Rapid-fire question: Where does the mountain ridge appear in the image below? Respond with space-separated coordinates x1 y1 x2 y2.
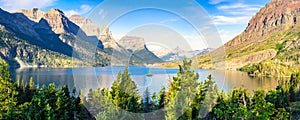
192 0 300 76
0 8 162 67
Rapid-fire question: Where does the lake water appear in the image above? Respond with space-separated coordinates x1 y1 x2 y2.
10 66 285 94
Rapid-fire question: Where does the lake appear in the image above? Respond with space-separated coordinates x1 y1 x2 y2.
10 66 285 94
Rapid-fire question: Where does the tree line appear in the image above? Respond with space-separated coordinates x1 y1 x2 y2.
0 60 300 119
0 60 94 119
84 60 300 120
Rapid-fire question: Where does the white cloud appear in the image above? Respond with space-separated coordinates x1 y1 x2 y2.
211 15 251 25
211 3 262 25
0 0 56 12
217 3 262 15
217 3 262 10
208 0 228 5
65 4 92 17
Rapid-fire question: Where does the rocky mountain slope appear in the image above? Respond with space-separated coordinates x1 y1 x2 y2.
117 36 162 64
70 15 162 65
0 8 162 68
194 0 300 76
69 15 119 50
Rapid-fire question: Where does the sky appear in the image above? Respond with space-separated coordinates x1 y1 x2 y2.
0 0 270 50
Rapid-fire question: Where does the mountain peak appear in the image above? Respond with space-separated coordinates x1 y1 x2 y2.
46 8 65 15
16 8 75 34
69 15 91 25
118 36 145 51
226 0 300 47
15 8 45 22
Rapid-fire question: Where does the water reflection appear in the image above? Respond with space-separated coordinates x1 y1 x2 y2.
10 66 286 94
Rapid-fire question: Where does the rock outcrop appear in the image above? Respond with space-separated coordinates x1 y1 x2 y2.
69 15 119 49
117 36 145 51
16 8 44 22
0 8 162 67
226 0 300 48
193 0 300 71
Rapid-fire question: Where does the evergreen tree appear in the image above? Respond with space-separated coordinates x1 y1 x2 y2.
199 75 219 118
126 95 140 113
289 72 300 102
165 60 199 120
249 89 276 119
227 88 251 119
151 92 157 111
212 91 230 119
110 66 138 110
0 61 18 119
143 86 151 113
157 86 166 109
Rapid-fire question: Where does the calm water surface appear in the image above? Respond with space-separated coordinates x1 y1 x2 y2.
10 66 285 94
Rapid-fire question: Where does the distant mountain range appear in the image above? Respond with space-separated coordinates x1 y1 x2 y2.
151 47 213 62
0 8 162 68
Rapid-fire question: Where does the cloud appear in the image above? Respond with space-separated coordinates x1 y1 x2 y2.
218 3 262 10
209 0 228 5
0 0 56 12
211 3 263 25
217 3 262 15
211 15 251 25
65 4 92 17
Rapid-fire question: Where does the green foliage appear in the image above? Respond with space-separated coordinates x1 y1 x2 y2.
110 66 138 110
0 61 18 119
276 42 285 53
1 60 300 119
165 60 200 120
239 62 294 77
157 87 166 109
0 60 93 119
249 89 276 119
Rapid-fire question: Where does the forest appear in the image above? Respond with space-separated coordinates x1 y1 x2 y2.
0 60 300 119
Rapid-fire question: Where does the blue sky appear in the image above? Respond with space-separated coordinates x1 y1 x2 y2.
0 0 270 50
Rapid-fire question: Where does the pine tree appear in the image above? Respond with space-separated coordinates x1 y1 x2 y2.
227 88 251 119
151 92 157 111
126 95 140 113
157 86 166 109
143 86 151 113
212 91 229 119
249 89 275 119
165 60 199 120
0 61 18 119
199 74 218 118
110 66 138 110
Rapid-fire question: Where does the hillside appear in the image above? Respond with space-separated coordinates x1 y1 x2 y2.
193 0 300 76
0 8 162 68
70 15 162 65
117 36 162 65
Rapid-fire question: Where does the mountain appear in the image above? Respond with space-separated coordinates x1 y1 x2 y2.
0 8 162 68
17 8 112 65
152 46 212 62
0 8 113 68
193 0 300 76
70 15 162 65
117 36 162 64
0 8 111 67
69 15 119 50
